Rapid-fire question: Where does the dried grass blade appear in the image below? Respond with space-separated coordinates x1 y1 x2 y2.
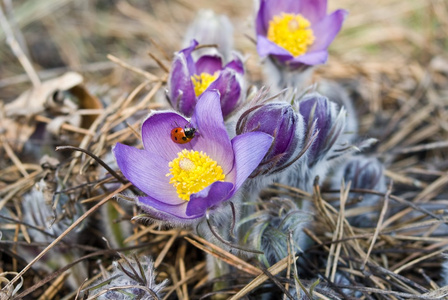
229 256 298 300
185 235 261 276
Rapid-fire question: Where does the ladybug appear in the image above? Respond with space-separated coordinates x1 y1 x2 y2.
171 126 197 144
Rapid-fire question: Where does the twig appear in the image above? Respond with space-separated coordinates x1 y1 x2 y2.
56 145 128 185
147 51 170 73
107 54 160 82
0 135 28 177
34 115 94 136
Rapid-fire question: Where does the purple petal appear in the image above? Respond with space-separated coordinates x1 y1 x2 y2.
186 181 234 216
138 196 199 220
299 96 331 129
255 0 269 36
168 53 197 116
256 35 294 60
229 132 273 191
260 0 301 33
277 0 301 13
113 143 182 204
224 55 244 74
207 69 241 117
299 96 332 155
310 9 348 52
190 90 234 173
266 104 300 162
298 0 327 24
141 111 198 161
289 50 328 66
195 55 222 75
179 39 199 75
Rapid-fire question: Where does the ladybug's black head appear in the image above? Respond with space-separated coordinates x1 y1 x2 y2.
183 127 196 138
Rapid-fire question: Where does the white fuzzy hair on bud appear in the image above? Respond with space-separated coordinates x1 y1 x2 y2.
88 255 168 300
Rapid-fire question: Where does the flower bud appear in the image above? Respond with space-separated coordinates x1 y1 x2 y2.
342 157 386 193
316 80 358 138
183 10 234 61
278 92 371 192
236 102 304 175
243 197 312 266
331 156 387 226
297 93 347 167
89 255 168 300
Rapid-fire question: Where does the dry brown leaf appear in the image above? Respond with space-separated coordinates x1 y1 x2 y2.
2 72 102 150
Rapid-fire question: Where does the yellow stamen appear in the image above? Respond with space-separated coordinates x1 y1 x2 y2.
191 72 219 97
267 13 315 57
166 149 225 201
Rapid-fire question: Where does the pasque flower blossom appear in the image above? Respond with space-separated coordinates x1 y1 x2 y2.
255 0 347 69
114 90 272 222
167 40 244 118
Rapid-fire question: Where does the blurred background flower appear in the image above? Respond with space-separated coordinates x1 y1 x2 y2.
255 0 347 68
255 0 347 90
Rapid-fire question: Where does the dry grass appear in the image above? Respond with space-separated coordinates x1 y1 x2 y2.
1 0 448 299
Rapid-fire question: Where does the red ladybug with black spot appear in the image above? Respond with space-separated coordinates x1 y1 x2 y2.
171 126 197 144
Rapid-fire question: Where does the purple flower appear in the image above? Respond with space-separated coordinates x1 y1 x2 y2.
114 90 272 222
255 0 347 68
167 40 244 118
236 102 305 175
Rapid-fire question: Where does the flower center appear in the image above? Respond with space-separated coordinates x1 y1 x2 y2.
167 149 225 201
191 72 219 97
267 13 315 57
